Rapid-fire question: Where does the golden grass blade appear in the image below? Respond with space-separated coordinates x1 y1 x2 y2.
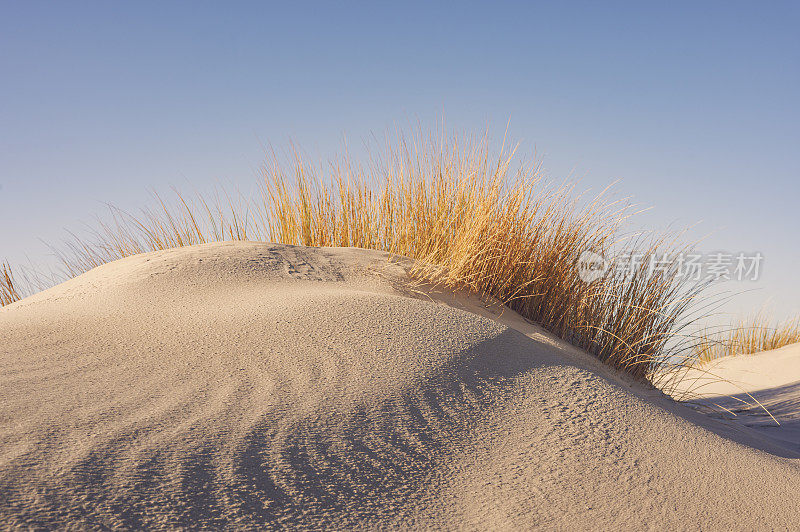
1 261 23 307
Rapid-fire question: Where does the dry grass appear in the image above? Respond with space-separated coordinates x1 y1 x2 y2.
3 129 707 381
694 313 800 363
1 262 22 307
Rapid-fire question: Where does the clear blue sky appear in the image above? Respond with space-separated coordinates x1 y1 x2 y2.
1 1 798 320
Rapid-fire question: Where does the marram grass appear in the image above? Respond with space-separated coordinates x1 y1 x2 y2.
694 313 800 363
3 130 709 382
1 262 21 307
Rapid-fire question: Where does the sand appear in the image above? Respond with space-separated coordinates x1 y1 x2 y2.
1 242 799 529
672 343 800 459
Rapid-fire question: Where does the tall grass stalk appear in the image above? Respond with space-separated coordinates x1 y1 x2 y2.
1 262 22 307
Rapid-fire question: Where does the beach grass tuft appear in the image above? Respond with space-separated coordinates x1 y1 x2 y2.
694 313 800 363
1 262 22 308
3 129 709 381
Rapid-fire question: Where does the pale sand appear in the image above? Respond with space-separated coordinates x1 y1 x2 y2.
1 242 798 529
672 343 800 459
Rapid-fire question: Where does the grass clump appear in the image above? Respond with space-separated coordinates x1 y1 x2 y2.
1 262 22 307
694 313 800 363
3 129 706 381
259 134 704 380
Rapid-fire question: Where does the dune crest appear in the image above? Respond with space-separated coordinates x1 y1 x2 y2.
1 242 799 529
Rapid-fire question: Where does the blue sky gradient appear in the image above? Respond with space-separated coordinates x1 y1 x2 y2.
1 1 798 319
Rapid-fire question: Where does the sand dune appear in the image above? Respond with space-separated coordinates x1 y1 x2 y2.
673 343 800 458
1 242 799 529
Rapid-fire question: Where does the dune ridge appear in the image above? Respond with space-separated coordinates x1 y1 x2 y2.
1 242 799 529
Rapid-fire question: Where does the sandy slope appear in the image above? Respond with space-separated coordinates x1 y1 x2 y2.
1 242 799 530
672 343 800 458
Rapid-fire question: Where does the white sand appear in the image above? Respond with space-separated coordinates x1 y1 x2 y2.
673 342 800 397
1 242 798 529
671 343 800 458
